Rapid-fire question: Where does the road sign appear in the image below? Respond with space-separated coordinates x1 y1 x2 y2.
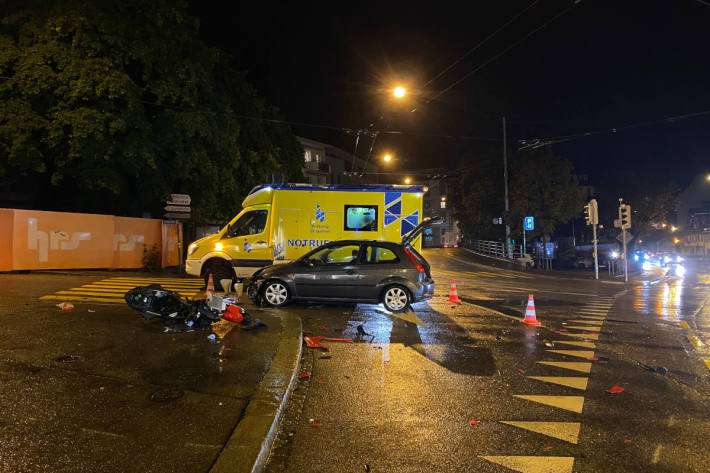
524 216 534 231
167 194 191 206
164 205 191 213
164 212 192 220
492 217 503 225
616 231 634 243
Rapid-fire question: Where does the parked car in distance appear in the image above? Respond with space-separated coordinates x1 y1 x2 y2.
247 218 438 312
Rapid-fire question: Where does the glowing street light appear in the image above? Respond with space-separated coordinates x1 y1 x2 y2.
393 86 406 98
706 174 710 181
383 154 392 163
404 177 411 184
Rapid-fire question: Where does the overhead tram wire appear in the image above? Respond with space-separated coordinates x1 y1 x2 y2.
419 1 580 107
420 0 541 90
518 108 710 150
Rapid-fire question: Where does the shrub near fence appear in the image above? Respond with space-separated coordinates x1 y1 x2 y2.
0 209 181 271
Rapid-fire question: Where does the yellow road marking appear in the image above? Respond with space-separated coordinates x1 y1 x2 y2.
679 321 690 329
55 290 196 298
704 360 710 371
537 361 592 373
90 281 203 287
481 456 574 473
554 341 595 349
569 320 603 325
514 395 584 413
563 332 599 340
546 350 595 359
72 286 198 293
107 277 202 282
566 325 602 331
500 421 581 444
579 316 606 320
527 376 588 390
687 335 704 348
39 294 127 303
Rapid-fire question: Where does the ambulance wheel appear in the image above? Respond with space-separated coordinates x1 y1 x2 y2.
203 262 233 289
382 284 411 313
262 280 290 307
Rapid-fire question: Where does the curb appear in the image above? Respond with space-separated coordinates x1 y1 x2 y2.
210 315 302 473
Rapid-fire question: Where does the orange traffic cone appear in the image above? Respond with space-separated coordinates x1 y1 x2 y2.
205 273 215 299
448 279 462 303
522 294 541 325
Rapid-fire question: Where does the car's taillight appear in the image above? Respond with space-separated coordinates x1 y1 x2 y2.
403 247 425 274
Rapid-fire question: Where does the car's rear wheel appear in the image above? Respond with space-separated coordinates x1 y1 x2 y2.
382 285 411 313
262 280 290 307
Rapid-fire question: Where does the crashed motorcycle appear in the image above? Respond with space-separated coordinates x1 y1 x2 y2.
124 284 255 329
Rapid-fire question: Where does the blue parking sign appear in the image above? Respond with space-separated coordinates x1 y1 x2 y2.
524 216 534 231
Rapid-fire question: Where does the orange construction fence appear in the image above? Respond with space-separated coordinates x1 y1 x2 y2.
0 209 182 271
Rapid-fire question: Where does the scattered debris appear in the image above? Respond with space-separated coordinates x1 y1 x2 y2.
518 369 526 374
242 319 267 331
470 420 479 425
88 309 96 313
545 446 553 451
298 373 310 379
149 388 184 402
318 380 326 384
364 464 371 472
54 355 80 363
625 439 632 443
587 356 598 361
222 305 244 323
544 342 554 347
495 335 502 340
303 330 313 335
56 302 74 311
637 362 668 374
207 334 216 341
344 375 350 379
309 418 314 423
319 355 333 360
357 325 370 337
606 385 625 394
312 423 323 427
304 336 353 351
318 326 328 331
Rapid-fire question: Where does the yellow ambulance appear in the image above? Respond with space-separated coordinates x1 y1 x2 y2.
185 183 426 283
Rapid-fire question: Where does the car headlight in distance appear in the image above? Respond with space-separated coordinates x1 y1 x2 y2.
664 255 672 264
642 261 653 271
675 265 686 277
676 255 683 263
188 243 199 256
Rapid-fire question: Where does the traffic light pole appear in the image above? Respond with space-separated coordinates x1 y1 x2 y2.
502 117 512 259
622 227 628 282
592 222 599 280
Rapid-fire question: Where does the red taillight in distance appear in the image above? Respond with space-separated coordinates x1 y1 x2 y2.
403 247 425 274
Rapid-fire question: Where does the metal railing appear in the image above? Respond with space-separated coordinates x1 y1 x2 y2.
468 239 524 259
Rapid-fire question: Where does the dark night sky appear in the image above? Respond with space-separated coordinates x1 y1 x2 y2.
190 0 710 188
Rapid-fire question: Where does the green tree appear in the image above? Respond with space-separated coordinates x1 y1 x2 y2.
506 148 584 241
0 0 302 221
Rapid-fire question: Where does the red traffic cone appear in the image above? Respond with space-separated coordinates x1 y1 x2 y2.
522 294 541 325
205 273 215 299
448 279 462 303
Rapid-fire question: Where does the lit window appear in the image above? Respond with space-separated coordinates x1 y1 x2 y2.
344 205 378 232
304 150 312 162
440 201 446 209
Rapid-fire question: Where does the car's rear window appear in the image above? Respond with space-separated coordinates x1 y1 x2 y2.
364 245 399 264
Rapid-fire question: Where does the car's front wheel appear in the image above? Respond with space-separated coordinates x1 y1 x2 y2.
382 285 411 313
262 280 290 307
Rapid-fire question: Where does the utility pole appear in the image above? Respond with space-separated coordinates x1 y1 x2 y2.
502 116 511 258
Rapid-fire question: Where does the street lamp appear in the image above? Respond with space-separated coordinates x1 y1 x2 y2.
383 154 392 163
706 174 710 181
393 86 406 98
404 177 411 184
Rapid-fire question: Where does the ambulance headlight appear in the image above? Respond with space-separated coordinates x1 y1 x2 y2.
188 243 199 256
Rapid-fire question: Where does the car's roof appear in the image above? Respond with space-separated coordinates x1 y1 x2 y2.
324 239 401 248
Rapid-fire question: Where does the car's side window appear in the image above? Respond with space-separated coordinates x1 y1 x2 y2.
364 245 399 264
227 210 268 238
310 244 361 265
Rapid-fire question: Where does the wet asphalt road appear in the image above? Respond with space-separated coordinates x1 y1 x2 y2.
0 272 283 473
264 249 710 473
1 251 709 472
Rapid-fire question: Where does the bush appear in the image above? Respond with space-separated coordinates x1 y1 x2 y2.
142 244 162 272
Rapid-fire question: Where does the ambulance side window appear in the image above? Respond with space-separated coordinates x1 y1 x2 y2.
344 205 378 232
227 210 268 238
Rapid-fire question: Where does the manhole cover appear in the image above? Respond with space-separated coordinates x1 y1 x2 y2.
149 388 184 402
54 355 80 363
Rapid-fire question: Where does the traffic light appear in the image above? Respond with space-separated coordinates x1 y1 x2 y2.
619 204 631 229
584 199 598 226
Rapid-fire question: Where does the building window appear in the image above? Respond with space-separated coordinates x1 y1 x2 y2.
304 150 312 162
440 201 446 209
314 152 321 163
